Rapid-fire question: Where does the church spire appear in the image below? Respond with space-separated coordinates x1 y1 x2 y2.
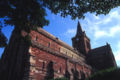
72 21 91 55
76 21 83 36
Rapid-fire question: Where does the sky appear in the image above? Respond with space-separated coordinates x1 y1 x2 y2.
0 7 120 66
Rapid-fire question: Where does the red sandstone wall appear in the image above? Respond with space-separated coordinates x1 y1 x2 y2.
30 47 66 79
30 30 60 52
27 30 91 80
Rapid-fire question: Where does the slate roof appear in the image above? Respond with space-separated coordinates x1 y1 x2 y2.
87 43 117 70
89 44 111 55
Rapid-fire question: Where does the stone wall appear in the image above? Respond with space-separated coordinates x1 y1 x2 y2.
0 28 91 80
26 29 91 80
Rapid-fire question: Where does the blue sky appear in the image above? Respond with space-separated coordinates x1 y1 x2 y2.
0 7 120 66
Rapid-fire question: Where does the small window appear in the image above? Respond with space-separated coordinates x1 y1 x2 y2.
48 42 50 47
35 36 38 41
59 66 62 73
42 62 45 71
59 48 60 52
66 52 67 55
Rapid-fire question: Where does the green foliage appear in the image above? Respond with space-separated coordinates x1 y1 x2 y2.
87 67 120 80
0 0 49 47
0 0 120 47
51 77 69 80
1 0 120 28
42 0 120 19
0 31 7 47
0 21 7 47
0 0 49 31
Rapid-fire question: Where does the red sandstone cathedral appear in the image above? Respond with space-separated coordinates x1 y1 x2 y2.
0 22 117 80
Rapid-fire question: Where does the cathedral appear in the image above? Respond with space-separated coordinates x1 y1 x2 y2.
0 22 117 80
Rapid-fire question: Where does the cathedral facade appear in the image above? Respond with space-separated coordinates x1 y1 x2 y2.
0 22 117 80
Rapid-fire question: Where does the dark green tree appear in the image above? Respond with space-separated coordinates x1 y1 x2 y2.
87 67 120 80
0 0 120 47
0 21 7 47
0 31 7 47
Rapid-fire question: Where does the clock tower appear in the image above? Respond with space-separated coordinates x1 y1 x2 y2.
72 21 91 55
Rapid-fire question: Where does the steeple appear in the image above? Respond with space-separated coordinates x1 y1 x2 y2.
72 21 91 55
76 21 83 36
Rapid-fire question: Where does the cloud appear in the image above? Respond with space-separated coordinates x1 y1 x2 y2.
63 8 120 40
83 8 120 39
83 7 120 66
95 10 120 25
64 28 76 37
94 25 120 39
93 15 100 20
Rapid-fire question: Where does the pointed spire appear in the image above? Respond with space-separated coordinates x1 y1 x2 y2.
76 21 83 36
106 42 109 45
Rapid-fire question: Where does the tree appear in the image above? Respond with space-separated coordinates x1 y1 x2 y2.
0 0 120 47
0 21 7 47
87 67 120 80
0 31 7 47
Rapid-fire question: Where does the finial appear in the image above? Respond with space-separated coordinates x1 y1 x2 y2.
106 42 111 50
106 42 109 45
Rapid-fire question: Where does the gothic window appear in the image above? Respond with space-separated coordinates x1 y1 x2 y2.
48 42 50 47
35 36 38 41
59 66 62 73
46 61 54 79
66 52 67 55
80 71 86 80
59 48 60 52
58 66 62 73
42 61 45 71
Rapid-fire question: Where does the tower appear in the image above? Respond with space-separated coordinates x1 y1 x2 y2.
72 21 91 55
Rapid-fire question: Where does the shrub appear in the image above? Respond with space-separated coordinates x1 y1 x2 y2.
87 67 120 80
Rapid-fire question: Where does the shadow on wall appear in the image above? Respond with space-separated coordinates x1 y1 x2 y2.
80 71 86 80
65 69 70 80
64 68 86 80
45 61 54 80
72 69 86 80
73 69 79 80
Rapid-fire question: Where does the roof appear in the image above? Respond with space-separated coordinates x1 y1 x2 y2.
87 43 117 70
89 44 111 55
37 28 85 58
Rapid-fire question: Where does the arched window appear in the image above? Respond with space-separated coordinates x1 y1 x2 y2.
80 71 86 80
42 61 45 71
66 52 67 55
59 48 60 52
48 42 50 47
59 66 62 73
35 36 38 41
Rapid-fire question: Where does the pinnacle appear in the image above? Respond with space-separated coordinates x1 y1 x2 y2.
76 21 83 36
